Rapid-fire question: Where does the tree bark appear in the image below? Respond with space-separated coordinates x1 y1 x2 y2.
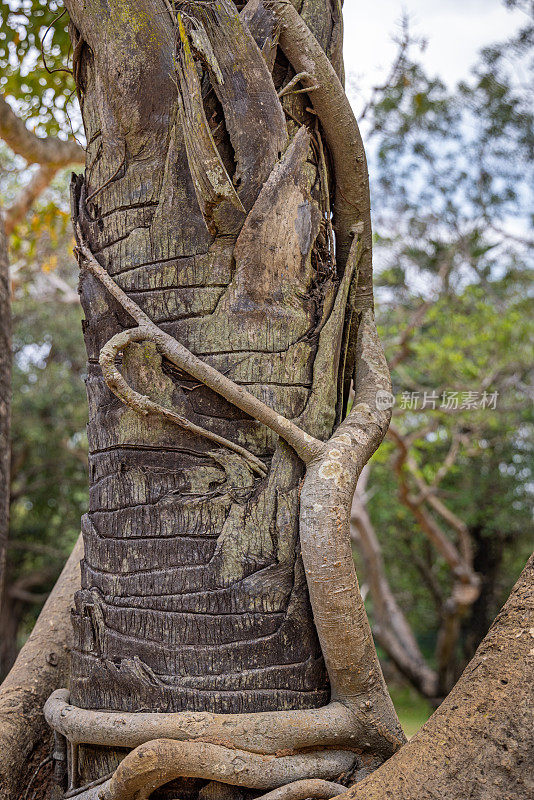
337 553 534 800
0 535 83 800
62 0 352 787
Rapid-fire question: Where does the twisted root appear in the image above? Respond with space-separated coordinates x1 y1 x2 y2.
46 690 386 755
100 742 354 800
252 780 347 800
99 327 267 477
60 742 351 800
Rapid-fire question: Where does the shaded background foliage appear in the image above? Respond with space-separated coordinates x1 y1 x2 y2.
1 0 532 732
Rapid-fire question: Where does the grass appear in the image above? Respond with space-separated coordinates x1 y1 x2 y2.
388 684 434 739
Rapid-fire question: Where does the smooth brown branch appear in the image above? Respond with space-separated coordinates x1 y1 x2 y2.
76 229 325 465
0 536 83 799
300 306 405 752
413 435 462 501
46 688 368 754
389 426 477 585
297 232 405 751
0 93 84 166
99 327 267 477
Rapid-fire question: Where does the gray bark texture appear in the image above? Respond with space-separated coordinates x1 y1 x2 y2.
62 0 356 786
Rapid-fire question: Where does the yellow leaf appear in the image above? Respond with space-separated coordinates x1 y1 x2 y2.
42 255 58 273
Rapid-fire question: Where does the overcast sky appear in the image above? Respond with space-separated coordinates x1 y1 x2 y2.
343 0 525 109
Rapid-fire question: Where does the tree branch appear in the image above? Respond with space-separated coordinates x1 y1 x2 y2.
0 94 84 166
388 425 480 693
4 165 59 236
350 478 439 699
389 426 477 585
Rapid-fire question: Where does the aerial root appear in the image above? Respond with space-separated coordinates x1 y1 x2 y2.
254 779 347 800
100 740 355 800
58 739 356 800
46 690 367 754
99 327 267 477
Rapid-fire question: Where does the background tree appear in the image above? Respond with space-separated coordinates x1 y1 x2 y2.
0 0 83 629
1 181 86 674
348 9 533 704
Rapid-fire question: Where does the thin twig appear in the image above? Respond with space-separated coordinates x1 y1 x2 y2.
22 756 53 800
40 9 72 75
277 72 318 98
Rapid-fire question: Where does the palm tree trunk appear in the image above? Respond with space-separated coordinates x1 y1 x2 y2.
63 0 345 786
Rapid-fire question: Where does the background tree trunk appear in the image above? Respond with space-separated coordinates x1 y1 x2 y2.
63 0 347 788
0 212 10 612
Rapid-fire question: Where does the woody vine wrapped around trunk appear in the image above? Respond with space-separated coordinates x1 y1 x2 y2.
44 0 405 797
